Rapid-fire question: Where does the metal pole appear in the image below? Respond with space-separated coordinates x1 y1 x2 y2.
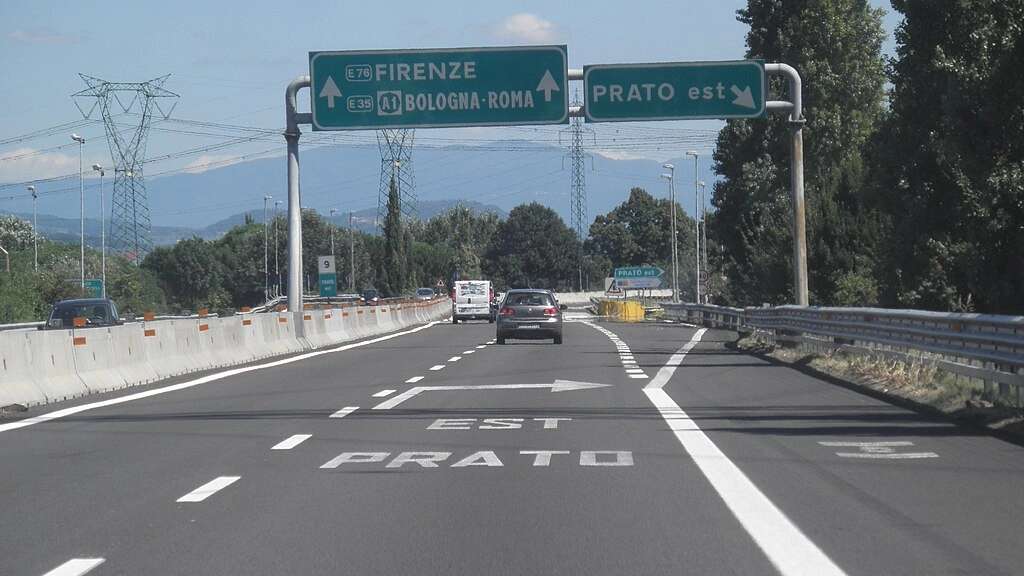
330 208 337 255
765 63 808 306
72 134 85 290
699 180 707 298
686 151 700 303
274 200 281 297
661 165 678 303
263 195 271 303
28 186 37 271
285 76 311 314
349 211 355 290
93 165 106 299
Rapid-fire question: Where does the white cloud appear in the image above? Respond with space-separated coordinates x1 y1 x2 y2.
492 13 559 42
9 28 80 45
184 155 243 174
0 149 79 183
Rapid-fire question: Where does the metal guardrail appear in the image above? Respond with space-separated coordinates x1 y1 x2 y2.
663 302 1024 408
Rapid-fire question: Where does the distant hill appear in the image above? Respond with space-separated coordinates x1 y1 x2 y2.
10 140 694 247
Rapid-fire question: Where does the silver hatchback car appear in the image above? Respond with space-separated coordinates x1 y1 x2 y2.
495 289 566 345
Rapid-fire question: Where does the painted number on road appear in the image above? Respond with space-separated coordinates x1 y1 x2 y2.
819 441 938 459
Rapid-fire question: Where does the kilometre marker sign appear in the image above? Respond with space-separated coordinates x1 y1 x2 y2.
310 46 568 130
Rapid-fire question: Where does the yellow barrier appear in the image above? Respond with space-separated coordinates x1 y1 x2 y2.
597 300 646 322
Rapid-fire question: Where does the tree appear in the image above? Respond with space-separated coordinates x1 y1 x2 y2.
711 0 889 306
142 237 228 312
484 203 580 290
380 176 408 296
875 0 1024 313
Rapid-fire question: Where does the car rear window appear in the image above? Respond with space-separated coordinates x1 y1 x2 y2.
508 293 553 307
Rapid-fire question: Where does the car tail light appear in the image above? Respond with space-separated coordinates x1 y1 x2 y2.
543 307 558 316
499 307 515 316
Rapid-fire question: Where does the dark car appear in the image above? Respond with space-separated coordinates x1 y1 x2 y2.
412 287 435 300
39 298 122 330
495 289 566 345
359 288 380 306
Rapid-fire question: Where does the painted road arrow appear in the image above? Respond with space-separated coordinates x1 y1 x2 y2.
373 380 610 410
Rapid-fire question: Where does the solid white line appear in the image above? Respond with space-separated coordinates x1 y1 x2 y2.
0 321 443 434
643 329 847 576
177 476 240 503
330 406 358 419
373 389 396 397
42 559 104 576
406 376 425 383
272 434 312 450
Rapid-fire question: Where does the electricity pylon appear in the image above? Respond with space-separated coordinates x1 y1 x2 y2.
73 74 177 263
377 129 417 228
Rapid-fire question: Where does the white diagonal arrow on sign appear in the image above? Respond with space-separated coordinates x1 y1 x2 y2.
373 380 609 410
730 85 756 109
319 76 342 108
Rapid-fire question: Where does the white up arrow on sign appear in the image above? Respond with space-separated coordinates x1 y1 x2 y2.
319 76 342 108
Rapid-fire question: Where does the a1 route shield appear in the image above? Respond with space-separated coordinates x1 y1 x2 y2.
310 46 568 130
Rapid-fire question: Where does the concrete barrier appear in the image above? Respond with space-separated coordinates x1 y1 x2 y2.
0 300 446 409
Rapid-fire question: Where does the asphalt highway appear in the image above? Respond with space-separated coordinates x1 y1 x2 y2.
3 314 1023 575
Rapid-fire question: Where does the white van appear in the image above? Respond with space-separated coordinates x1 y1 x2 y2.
452 280 494 324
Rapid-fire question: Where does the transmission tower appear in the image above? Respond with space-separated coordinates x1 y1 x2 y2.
564 90 593 241
377 129 417 228
73 74 177 263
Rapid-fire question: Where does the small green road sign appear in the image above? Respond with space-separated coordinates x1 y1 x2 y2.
310 46 569 130
84 279 103 298
614 266 664 279
584 60 765 122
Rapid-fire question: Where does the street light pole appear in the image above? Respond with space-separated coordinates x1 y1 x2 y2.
349 211 355 290
27 186 37 271
71 134 86 290
92 165 106 298
263 195 272 303
274 200 281 297
330 208 338 255
661 164 678 303
699 180 707 290
686 151 700 303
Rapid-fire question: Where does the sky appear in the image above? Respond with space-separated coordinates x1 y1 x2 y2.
0 1 903 220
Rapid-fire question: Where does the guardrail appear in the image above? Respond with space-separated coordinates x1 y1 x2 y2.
0 297 449 410
663 302 1024 408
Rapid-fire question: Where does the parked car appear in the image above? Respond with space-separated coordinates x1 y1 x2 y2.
495 289 566 345
39 298 123 330
412 287 435 300
359 288 380 306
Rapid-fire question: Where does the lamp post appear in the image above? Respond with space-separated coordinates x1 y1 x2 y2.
92 165 106 298
330 208 338 255
71 134 86 290
263 195 272 302
699 180 707 289
686 151 700 303
661 164 678 303
27 186 37 271
274 200 282 297
349 211 355 290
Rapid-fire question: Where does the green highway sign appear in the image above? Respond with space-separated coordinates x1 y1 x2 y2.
614 266 664 279
584 60 765 122
310 46 568 130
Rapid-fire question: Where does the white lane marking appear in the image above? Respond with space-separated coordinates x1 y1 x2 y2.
819 441 938 459
584 321 648 379
374 381 609 410
463 350 475 354
642 329 847 576
330 406 358 419
628 374 648 379
42 559 104 576
177 476 240 503
448 356 462 362
429 365 446 371
406 376 425 383
373 389 396 397
476 345 487 349
0 321 444 434
272 434 312 450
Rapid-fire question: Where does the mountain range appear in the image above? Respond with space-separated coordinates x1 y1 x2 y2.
8 140 698 248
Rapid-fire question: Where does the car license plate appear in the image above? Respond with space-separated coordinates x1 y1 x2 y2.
519 323 540 329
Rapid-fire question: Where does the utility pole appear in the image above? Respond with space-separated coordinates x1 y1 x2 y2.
349 211 355 290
